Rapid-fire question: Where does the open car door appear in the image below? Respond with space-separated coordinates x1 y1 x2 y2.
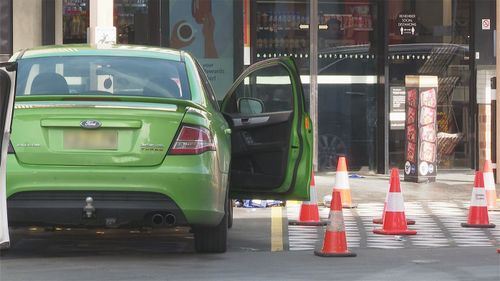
222 57 312 200
0 62 16 249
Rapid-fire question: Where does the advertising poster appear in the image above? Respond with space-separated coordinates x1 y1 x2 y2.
404 76 438 183
390 86 406 130
169 0 234 99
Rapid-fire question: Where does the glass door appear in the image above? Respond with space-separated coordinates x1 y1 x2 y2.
63 0 89 44
387 0 472 170
316 0 378 171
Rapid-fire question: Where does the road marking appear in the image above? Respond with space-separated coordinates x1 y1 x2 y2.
271 207 283 252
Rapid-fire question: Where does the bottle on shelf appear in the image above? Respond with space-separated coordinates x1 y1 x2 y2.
262 11 268 28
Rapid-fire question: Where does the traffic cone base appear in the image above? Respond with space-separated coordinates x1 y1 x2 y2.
343 204 358 209
462 172 495 228
373 228 417 235
314 250 357 257
289 204 327 226
373 218 415 225
461 222 495 228
373 168 417 236
289 220 327 226
315 230 355 257
300 204 320 222
290 171 326 226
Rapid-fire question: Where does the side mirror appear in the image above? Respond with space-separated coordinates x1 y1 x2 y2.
238 97 264 114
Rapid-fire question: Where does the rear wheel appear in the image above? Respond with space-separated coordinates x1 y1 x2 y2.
193 199 228 253
228 199 234 229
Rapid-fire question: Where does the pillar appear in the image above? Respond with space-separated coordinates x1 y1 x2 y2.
87 0 116 45
496 0 500 182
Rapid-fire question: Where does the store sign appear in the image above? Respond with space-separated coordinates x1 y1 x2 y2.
390 87 406 130
397 14 417 36
482 19 491 30
404 76 438 183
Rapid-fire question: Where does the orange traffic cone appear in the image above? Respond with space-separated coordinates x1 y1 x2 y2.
373 168 417 235
289 171 327 226
373 184 415 225
483 160 498 210
334 156 357 208
497 248 500 254
314 189 356 257
461 171 496 228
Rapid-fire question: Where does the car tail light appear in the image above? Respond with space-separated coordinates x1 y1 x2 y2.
7 141 15 154
169 125 215 155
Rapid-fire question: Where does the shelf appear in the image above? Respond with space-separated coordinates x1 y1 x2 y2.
257 26 308 32
255 54 310 61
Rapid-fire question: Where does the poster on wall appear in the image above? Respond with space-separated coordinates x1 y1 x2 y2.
169 0 234 99
390 86 406 130
404 76 438 183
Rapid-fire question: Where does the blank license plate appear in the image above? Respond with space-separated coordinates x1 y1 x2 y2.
64 129 118 150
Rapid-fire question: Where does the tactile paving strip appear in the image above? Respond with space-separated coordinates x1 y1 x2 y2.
286 201 500 250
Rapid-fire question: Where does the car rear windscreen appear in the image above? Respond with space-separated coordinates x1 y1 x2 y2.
16 56 191 100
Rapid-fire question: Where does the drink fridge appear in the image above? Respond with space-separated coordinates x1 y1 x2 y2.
250 1 310 70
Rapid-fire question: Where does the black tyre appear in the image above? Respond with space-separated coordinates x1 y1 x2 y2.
228 199 234 229
193 196 228 253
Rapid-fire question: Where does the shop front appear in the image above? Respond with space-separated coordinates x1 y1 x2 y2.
8 0 481 173
250 0 475 173
59 0 241 100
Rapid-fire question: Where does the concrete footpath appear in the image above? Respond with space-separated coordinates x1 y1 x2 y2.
313 171 477 204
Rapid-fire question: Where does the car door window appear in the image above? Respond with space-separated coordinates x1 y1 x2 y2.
226 64 293 114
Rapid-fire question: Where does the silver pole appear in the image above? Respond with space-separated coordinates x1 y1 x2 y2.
496 0 500 182
310 0 319 171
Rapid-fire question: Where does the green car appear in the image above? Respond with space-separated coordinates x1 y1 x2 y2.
2 45 312 253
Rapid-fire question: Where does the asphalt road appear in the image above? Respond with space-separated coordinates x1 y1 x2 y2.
2 205 500 281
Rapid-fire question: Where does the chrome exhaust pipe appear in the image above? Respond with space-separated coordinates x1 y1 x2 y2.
151 213 164 227
164 213 176 227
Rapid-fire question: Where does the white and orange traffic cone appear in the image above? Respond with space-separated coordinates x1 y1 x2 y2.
334 156 357 208
314 189 356 257
483 160 498 210
461 171 496 228
289 171 327 226
373 184 415 225
373 168 417 235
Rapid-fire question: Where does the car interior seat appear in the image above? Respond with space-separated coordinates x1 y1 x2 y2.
30 73 69 95
143 77 181 98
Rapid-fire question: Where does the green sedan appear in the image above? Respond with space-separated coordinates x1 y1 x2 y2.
2 45 312 253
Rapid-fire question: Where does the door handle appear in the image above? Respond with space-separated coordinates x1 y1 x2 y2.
224 128 232 135
232 117 270 127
